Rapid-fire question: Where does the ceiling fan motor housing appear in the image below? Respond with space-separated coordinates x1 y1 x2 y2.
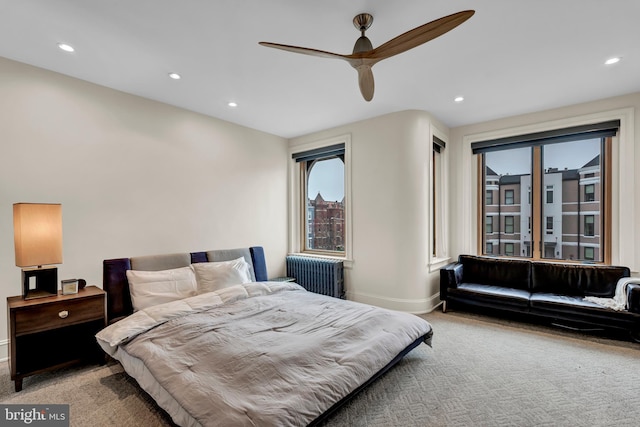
353 36 373 54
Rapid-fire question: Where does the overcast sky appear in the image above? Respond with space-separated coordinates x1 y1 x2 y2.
487 139 600 175
307 157 344 202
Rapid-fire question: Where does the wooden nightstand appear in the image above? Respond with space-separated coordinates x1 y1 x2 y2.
7 285 107 392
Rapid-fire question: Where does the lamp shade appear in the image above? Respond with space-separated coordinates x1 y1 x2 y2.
13 203 63 267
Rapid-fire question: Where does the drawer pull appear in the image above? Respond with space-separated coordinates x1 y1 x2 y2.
58 310 69 319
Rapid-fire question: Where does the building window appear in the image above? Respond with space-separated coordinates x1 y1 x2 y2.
476 120 617 263
486 216 493 234
546 216 553 234
486 190 493 205
292 140 349 256
486 242 493 254
584 215 595 237
505 189 514 205
584 247 595 260
505 243 514 256
584 184 595 202
505 216 514 234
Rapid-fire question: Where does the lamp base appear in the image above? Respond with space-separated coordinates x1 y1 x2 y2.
22 266 58 299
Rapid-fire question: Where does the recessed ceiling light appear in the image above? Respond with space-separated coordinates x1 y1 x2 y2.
454 96 465 103
57 43 75 53
228 102 238 108
604 57 621 65
168 73 181 80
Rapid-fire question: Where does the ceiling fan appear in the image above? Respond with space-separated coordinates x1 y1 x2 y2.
259 10 475 101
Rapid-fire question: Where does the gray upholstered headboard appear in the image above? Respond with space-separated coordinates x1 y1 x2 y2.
103 246 268 323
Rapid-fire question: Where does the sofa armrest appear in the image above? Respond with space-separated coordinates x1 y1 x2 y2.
440 262 463 301
627 283 640 314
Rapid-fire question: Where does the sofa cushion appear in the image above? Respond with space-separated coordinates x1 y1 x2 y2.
530 293 640 324
531 262 630 297
450 283 531 310
459 255 531 291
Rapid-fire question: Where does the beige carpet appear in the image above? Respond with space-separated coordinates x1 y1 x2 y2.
1 310 638 426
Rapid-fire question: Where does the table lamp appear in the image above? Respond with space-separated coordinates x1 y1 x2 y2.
13 203 63 299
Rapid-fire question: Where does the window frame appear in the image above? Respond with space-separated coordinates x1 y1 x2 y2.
475 132 614 264
584 183 595 202
486 216 494 234
505 215 515 234
429 130 451 270
584 247 595 260
465 108 634 270
504 242 515 256
289 135 352 264
505 189 514 205
301 156 345 254
584 215 595 237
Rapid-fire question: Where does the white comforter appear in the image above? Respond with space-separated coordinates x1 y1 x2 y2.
96 282 432 427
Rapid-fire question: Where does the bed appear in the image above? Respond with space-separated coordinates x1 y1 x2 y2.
96 246 433 426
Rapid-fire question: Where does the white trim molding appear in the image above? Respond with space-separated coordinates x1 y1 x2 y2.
461 107 635 270
347 289 441 314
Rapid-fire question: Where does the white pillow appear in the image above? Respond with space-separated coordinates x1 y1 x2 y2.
192 257 252 294
126 266 198 311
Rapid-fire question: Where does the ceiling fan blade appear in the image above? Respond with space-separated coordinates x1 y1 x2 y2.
368 10 475 61
355 65 375 101
259 42 349 61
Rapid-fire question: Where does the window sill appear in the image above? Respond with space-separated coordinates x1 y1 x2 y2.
289 252 353 269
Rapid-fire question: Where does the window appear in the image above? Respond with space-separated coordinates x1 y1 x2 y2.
505 189 514 205
486 216 493 234
505 243 514 256
475 120 618 263
584 184 595 202
584 215 595 237
486 190 493 205
292 140 348 256
505 216 514 234
431 137 447 260
486 242 493 254
584 247 595 260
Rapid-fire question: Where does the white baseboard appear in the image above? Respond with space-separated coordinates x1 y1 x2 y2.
346 290 442 314
0 339 8 363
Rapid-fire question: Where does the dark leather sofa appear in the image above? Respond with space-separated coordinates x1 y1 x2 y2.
440 255 640 340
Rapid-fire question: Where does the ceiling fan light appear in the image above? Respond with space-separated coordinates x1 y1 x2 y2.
168 72 181 80
604 57 621 65
454 96 465 103
228 102 238 108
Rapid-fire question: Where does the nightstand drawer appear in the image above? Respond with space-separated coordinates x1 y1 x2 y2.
14 296 104 336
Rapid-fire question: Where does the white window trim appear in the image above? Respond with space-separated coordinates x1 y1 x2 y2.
429 125 451 271
288 134 353 267
461 107 635 270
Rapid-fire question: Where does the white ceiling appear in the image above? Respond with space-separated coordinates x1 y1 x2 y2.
1 1 639 139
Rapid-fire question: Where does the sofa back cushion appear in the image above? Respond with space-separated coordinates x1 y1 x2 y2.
459 255 531 291
531 262 630 297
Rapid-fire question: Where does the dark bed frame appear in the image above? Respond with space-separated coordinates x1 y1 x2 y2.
101 245 432 425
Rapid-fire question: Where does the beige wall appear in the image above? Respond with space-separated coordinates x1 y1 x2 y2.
289 110 449 313
0 57 289 352
449 92 640 272
2 55 638 358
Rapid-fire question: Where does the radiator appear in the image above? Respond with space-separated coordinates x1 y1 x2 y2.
286 255 344 298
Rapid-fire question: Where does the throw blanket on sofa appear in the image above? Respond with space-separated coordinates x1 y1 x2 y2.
584 277 640 311
96 282 432 427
